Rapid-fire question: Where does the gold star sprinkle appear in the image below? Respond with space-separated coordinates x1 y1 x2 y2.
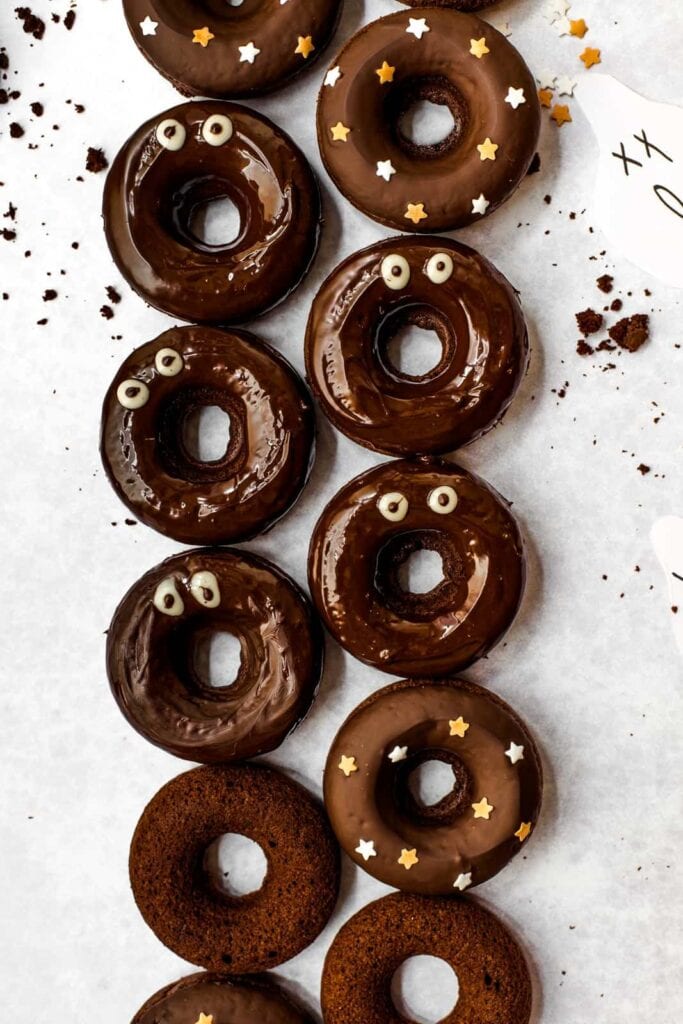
472 796 494 820
538 88 554 109
515 821 532 842
295 35 315 59
338 754 358 776
449 716 470 738
194 1015 213 1024
330 121 351 142
469 37 490 59
375 60 396 84
580 46 601 69
404 202 427 224
570 18 588 37
551 103 572 126
192 26 215 47
398 848 419 870
477 137 499 161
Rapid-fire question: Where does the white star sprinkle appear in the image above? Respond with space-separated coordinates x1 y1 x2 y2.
505 86 526 110
553 15 572 36
387 744 407 762
238 41 261 64
471 193 490 216
376 159 397 183
536 69 556 90
490 19 512 37
406 17 430 39
139 15 158 36
356 839 377 861
324 65 342 87
556 74 577 96
453 872 472 891
505 742 525 765
543 0 570 22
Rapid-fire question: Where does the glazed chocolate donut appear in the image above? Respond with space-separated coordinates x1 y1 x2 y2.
322 892 532 1024
107 549 323 764
324 679 542 894
129 764 340 972
122 0 341 99
400 0 497 9
305 236 528 456
316 9 539 232
308 460 525 677
100 326 314 545
131 972 314 1024
103 101 320 323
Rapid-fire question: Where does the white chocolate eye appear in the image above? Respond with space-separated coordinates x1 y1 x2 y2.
116 379 149 410
378 491 409 521
155 348 184 377
153 577 185 616
202 114 233 147
156 118 186 151
381 254 410 290
428 486 458 514
426 252 454 284
189 570 221 608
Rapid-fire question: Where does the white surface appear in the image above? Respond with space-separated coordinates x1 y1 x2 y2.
1 0 683 1020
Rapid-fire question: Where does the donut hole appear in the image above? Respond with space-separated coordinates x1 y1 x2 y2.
203 833 268 898
188 196 241 248
193 630 243 689
167 176 244 253
400 100 456 149
391 956 460 1024
376 305 454 385
386 76 468 160
408 758 456 807
158 386 246 484
398 548 444 594
386 324 444 379
375 531 467 621
182 404 232 462
395 748 473 826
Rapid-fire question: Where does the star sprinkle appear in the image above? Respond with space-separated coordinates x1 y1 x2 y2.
515 821 532 842
580 47 601 69
387 744 407 762
192 26 215 47
556 74 577 96
505 742 525 765
490 20 512 37
404 202 427 224
356 839 377 861
477 137 499 161
472 796 494 820
449 716 470 738
295 35 315 59
570 18 588 37
194 1015 213 1024
543 0 569 22
338 754 358 776
330 121 351 142
553 16 572 36
406 17 430 40
398 848 419 870
453 872 472 891
505 86 526 109
375 60 395 84
139 15 158 36
324 65 342 87
471 193 490 216
538 88 554 109
536 69 556 90
469 37 490 59
551 103 572 126
238 41 261 64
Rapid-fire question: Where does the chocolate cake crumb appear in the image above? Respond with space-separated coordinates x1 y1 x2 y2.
0 53 9 71
576 339 594 356
575 308 604 336
527 152 541 175
1 228 17 241
36 317 48 326
100 304 114 320
64 10 76 30
86 147 108 174
15 7 46 39
106 285 121 304
609 314 649 352
30 100 43 116
610 298 623 312
637 464 650 475
543 194 552 204
10 122 25 139
596 339 616 352
596 274 614 294
42 288 57 301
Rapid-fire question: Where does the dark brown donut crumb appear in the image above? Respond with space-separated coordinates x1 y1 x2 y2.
609 314 649 352
576 308 604 336
596 273 614 293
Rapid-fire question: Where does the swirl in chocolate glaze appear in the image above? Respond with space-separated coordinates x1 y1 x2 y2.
131 972 314 1024
107 548 323 763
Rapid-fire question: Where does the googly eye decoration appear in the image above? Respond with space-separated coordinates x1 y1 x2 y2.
156 118 186 152
381 254 411 290
116 379 150 410
202 114 234 147
428 485 458 514
378 491 409 521
426 252 454 284
155 348 184 377
189 570 221 608
153 577 185 616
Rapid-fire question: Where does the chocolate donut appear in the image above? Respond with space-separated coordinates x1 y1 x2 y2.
123 1 341 99
103 101 320 324
305 236 528 456
321 892 532 1024
308 460 525 677
324 679 542 894
316 9 539 232
131 972 314 1024
107 549 323 764
100 326 314 545
400 0 497 9
129 764 340 972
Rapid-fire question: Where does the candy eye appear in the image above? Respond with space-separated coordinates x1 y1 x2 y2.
155 348 184 377
426 252 454 284
202 114 233 147
428 486 458 514
156 118 186 152
153 577 185 616
381 254 411 290
378 491 409 521
116 379 149 410
189 570 221 608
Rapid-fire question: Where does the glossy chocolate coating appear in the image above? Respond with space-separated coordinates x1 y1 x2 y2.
305 236 529 456
317 9 540 232
308 459 526 676
132 972 314 1024
123 0 341 99
324 678 542 894
107 548 323 763
103 101 320 323
100 326 315 545
400 0 497 8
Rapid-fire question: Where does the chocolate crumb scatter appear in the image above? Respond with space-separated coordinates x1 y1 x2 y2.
527 152 541 175
30 100 43 116
86 147 108 174
15 7 46 39
10 122 25 139
100 304 114 320
576 339 594 357
64 10 76 30
609 314 649 352
637 463 651 475
610 298 623 312
42 288 57 301
576 308 603 336
596 274 614 293
106 285 121 304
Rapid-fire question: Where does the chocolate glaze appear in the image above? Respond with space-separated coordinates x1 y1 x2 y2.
100 326 315 545
107 548 323 763
317 9 540 232
123 0 341 99
400 0 497 8
103 100 320 323
308 459 526 677
324 678 542 894
132 972 314 1024
305 236 529 456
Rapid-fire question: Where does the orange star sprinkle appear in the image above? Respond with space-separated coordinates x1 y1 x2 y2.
570 18 588 37
398 848 419 870
375 60 396 84
580 47 601 69
515 821 532 843
551 104 572 126
538 88 554 108
404 202 427 224
449 716 470 738
295 35 315 59
192 26 215 47
330 121 351 142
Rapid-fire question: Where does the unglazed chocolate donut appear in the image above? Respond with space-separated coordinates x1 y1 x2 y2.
123 1 341 99
132 972 314 1024
305 236 528 455
103 101 320 323
321 893 532 1024
317 9 539 232
100 327 314 545
308 460 525 676
107 549 323 763
324 679 541 894
129 764 340 972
